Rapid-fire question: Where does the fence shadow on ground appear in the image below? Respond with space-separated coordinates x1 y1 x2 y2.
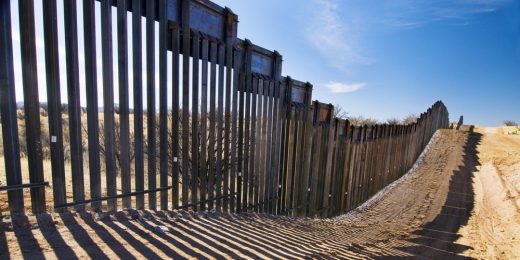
1 210 335 259
0 208 418 259
383 132 482 259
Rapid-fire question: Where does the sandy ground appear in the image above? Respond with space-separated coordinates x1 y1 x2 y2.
456 126 520 259
1 128 519 259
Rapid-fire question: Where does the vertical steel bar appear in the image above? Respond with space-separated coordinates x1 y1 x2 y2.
117 0 131 209
146 0 157 210
263 81 273 213
0 0 25 214
270 54 284 214
208 41 217 210
241 40 252 210
101 0 117 212
200 35 209 210
158 0 168 210
191 31 200 210
64 0 85 211
43 0 66 213
132 0 145 210
171 23 181 209
298 103 313 216
236 48 245 213
18 0 46 213
83 0 101 211
223 19 234 214
181 0 190 208
230 48 240 212
215 43 225 212
256 78 265 212
248 77 258 211
259 79 269 212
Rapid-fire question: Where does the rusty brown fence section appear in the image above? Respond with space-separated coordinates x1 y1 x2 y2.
0 0 449 217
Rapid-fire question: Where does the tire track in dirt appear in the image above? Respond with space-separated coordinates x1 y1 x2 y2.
456 127 520 259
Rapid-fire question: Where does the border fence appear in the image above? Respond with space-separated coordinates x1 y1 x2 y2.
0 0 449 217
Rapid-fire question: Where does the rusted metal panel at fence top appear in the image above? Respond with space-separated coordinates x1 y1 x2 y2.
238 39 282 80
314 102 333 125
289 79 313 105
337 119 349 137
105 0 238 45
251 48 273 76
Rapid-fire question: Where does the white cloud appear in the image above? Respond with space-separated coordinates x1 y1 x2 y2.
303 0 511 75
324 81 366 93
305 0 369 74
380 0 511 28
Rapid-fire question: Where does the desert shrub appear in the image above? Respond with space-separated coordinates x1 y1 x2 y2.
95 117 136 171
39 107 48 117
503 120 518 126
17 115 27 158
39 103 48 117
348 115 379 126
40 118 51 159
151 111 224 175
60 104 68 114
386 118 401 125
385 114 418 126
402 114 418 125
16 109 24 120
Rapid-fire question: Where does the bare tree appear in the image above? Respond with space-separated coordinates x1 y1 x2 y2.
91 117 136 171
333 104 348 120
503 120 518 126
348 115 379 126
386 118 401 125
403 114 418 125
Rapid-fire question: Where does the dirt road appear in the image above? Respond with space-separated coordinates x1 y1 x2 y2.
456 127 520 259
1 128 519 259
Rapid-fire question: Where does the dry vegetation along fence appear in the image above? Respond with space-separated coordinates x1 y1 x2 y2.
0 0 449 218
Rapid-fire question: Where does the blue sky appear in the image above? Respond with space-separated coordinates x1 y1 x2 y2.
213 0 520 126
8 0 519 126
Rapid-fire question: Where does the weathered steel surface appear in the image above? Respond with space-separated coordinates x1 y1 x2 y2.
42 0 66 213
2 0 450 217
117 0 131 209
83 0 102 212
133 0 145 210
101 0 117 212
159 0 169 210
200 36 209 210
181 0 190 209
191 31 200 210
216 43 225 212
171 23 181 209
0 0 24 214
64 0 85 212
18 0 46 214
146 0 157 210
